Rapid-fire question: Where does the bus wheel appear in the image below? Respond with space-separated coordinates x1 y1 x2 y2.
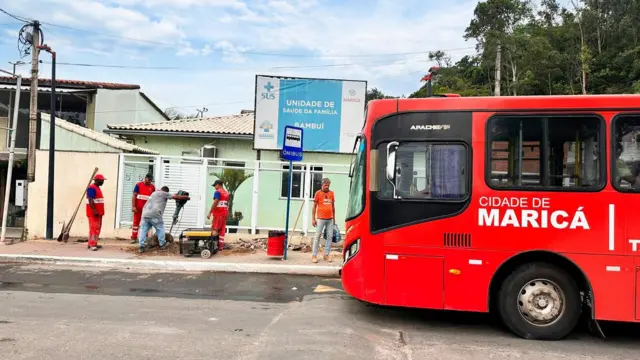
497 263 581 340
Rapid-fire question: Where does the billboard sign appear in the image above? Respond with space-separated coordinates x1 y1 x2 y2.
254 75 367 153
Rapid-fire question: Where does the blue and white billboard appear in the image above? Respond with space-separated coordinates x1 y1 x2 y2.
254 75 367 153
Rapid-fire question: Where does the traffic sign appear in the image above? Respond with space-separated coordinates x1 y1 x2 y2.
281 126 303 162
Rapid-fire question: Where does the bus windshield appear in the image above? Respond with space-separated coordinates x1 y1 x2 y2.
346 136 366 219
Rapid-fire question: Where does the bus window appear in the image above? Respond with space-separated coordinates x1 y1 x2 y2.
612 114 640 191
487 115 603 190
379 142 467 200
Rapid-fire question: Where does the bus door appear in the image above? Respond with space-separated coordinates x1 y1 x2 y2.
371 111 473 309
611 113 640 320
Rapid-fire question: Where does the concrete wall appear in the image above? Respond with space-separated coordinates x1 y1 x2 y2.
39 118 121 153
93 90 165 134
128 135 255 159
26 150 127 239
0 117 7 150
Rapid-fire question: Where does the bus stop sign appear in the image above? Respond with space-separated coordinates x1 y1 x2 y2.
281 126 303 161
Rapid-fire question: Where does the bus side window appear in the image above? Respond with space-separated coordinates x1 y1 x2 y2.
487 115 603 190
612 115 640 192
377 141 468 200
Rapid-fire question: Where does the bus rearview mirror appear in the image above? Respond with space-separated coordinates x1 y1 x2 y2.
386 142 399 186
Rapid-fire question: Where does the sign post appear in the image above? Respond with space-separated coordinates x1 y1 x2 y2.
281 126 303 260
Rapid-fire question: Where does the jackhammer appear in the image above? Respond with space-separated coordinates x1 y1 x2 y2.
169 190 190 234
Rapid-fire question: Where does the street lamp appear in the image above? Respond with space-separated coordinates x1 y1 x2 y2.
9 61 25 75
6 61 26 148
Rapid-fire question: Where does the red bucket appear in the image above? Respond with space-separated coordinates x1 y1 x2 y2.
267 230 285 257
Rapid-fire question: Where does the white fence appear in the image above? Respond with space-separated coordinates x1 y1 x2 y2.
115 153 351 238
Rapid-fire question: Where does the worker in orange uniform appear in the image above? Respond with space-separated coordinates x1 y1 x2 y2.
131 173 155 244
207 180 229 251
311 178 335 263
86 174 106 251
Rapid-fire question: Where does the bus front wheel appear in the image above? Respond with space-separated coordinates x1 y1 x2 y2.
497 263 581 340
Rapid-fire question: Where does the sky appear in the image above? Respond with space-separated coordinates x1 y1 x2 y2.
0 0 479 118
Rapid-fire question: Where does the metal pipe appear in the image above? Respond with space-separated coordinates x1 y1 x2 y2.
1 75 22 243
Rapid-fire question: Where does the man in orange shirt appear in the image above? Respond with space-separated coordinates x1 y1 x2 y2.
311 178 336 263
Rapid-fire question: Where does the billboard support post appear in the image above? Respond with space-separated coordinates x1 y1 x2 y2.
281 126 303 260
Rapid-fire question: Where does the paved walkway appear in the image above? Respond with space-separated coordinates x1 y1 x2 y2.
0 239 342 276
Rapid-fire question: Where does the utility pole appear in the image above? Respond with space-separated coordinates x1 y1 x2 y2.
38 44 56 240
27 21 40 182
494 44 502 97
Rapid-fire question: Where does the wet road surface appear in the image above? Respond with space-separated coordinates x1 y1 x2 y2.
1 264 639 359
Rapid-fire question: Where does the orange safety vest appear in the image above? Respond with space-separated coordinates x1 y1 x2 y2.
86 184 104 217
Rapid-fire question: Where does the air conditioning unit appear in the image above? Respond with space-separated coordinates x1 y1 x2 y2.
201 145 218 165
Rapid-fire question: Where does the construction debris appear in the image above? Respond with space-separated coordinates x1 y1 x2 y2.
128 236 341 257
231 237 339 254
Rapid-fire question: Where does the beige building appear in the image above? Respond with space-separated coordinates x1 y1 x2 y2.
26 113 157 239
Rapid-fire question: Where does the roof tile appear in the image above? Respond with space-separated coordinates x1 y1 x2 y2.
0 76 140 90
41 113 158 154
106 112 255 135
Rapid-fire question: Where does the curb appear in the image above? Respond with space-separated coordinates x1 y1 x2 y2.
0 254 342 277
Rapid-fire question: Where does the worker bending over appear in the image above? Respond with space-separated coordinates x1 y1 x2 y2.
138 186 190 254
208 180 229 250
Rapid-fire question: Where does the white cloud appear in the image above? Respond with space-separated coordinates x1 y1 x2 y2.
214 40 248 63
0 0 480 116
111 0 248 10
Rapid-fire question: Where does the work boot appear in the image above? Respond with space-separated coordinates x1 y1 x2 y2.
130 240 137 244
312 256 318 263
90 246 98 251
159 244 170 251
324 255 332 263
139 247 145 254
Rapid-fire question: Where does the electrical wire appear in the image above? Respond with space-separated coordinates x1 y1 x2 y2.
52 62 182 70
39 52 468 71
0 8 30 23
39 18 475 59
2 6 476 60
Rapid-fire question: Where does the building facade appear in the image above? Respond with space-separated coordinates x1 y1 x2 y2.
106 111 353 236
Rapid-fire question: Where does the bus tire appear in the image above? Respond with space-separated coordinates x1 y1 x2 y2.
497 262 581 340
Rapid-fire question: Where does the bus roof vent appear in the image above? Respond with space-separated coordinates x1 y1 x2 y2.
444 233 472 248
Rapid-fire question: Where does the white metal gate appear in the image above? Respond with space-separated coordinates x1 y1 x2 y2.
120 162 152 225
160 162 206 237
116 154 350 236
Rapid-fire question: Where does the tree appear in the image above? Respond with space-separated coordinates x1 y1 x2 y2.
164 108 198 120
366 88 396 102
212 169 253 222
465 0 533 96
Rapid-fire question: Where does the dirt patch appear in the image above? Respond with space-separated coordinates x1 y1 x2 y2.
218 247 256 256
124 242 181 257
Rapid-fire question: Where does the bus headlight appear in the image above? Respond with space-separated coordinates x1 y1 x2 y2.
343 239 360 264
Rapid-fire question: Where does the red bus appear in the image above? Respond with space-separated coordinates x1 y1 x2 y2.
341 95 640 340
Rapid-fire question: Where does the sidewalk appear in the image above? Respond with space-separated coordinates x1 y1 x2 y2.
0 239 342 277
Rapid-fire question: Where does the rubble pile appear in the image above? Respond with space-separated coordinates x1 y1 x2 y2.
231 238 315 253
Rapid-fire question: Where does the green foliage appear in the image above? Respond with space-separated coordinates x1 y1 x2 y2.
212 169 253 221
366 88 397 102
406 0 640 98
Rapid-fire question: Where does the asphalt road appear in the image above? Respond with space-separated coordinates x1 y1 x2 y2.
1 264 639 360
